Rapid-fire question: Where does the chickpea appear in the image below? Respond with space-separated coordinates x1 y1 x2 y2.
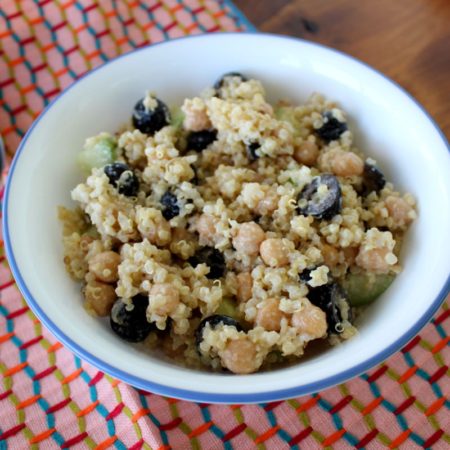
149 283 180 315
236 272 253 302
255 298 285 332
260 238 289 267
331 151 364 177
293 141 319 166
321 244 340 268
291 303 327 338
355 247 392 273
220 337 258 374
232 222 266 256
84 280 117 316
88 251 121 283
196 214 217 246
385 196 414 227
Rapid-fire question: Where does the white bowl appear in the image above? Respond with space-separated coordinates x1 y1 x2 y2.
4 33 450 403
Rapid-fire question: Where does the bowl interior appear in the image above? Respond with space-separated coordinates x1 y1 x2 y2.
5 33 450 402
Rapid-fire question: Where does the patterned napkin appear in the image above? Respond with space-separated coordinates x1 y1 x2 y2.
0 1 448 448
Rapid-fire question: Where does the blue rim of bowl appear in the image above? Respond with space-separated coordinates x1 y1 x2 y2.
3 32 450 403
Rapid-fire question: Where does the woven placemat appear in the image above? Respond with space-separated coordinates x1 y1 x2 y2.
0 1 448 448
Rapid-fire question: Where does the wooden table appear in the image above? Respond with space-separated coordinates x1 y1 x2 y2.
234 0 450 139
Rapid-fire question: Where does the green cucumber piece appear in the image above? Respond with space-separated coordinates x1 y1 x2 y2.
215 297 239 320
274 105 301 136
77 133 117 174
84 225 100 239
274 105 293 121
266 350 285 363
343 272 395 306
170 106 185 130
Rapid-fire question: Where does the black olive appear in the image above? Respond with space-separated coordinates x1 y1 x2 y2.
246 141 260 161
110 295 153 342
160 191 180 220
195 315 243 350
297 174 342 220
214 72 248 91
186 130 217 152
361 162 386 195
307 283 350 334
104 162 127 185
316 111 348 143
190 165 200 185
189 246 225 279
299 267 316 284
104 162 139 197
132 97 170 135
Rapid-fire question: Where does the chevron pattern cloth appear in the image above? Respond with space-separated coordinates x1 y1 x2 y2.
0 1 449 448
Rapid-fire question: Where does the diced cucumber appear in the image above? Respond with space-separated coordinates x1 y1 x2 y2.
170 106 185 130
274 105 301 135
215 297 240 320
77 132 117 174
84 226 100 239
343 272 395 306
274 106 291 121
266 350 285 364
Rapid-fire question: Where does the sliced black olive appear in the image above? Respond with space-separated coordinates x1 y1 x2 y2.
132 97 170 135
190 165 200 185
297 174 342 220
186 129 218 152
195 315 243 350
189 246 225 279
160 191 180 220
299 267 316 284
316 111 348 143
110 295 153 342
361 162 386 195
307 282 351 334
104 162 139 197
214 72 248 91
246 141 260 161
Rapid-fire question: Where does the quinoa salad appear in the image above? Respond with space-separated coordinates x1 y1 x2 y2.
59 73 417 374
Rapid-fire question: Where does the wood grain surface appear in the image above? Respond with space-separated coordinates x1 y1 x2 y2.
234 0 450 138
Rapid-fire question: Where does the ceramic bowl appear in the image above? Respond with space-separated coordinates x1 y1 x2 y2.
4 33 450 403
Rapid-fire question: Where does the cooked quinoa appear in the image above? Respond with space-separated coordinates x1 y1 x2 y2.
59 73 417 374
